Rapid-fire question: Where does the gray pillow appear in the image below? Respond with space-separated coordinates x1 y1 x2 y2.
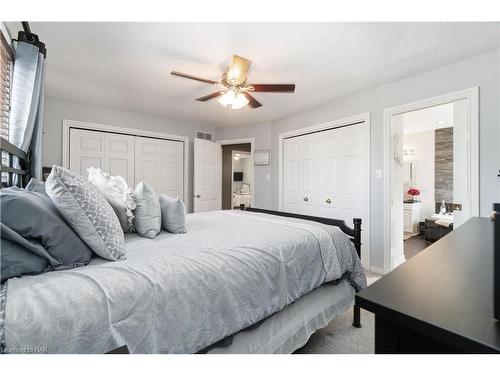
0 187 92 270
46 165 126 261
1 238 48 282
159 194 187 234
26 178 47 195
133 182 161 238
107 196 130 233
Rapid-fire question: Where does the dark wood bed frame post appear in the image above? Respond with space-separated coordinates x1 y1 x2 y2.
352 218 362 328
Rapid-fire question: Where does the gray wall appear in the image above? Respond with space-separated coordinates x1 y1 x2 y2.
42 96 215 212
435 127 454 203
216 48 500 271
215 122 273 209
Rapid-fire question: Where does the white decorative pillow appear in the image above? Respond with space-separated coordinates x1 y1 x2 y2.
87 167 136 233
46 165 126 261
133 182 161 239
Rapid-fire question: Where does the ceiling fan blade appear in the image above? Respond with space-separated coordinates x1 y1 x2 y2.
243 93 262 109
226 55 252 83
171 71 217 85
251 84 295 93
195 91 225 102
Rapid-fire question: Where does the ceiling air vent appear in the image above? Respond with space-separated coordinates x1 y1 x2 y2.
196 131 213 141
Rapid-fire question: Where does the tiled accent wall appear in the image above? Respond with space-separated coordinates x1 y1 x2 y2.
435 127 453 204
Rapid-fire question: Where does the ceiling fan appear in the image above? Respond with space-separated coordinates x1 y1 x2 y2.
171 55 295 110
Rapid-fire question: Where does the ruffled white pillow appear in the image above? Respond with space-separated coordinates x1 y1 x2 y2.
87 167 136 232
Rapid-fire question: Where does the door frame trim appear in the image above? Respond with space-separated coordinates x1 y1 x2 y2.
278 113 371 269
382 87 479 274
62 119 190 205
216 138 255 209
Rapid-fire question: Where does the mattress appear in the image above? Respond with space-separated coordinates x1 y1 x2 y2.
1 210 365 354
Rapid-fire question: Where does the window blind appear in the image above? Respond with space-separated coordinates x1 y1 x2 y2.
0 30 13 141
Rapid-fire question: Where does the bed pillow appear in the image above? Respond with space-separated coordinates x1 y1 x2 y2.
25 178 47 195
1 238 48 282
87 167 136 233
0 187 93 270
133 182 161 238
159 194 187 234
46 165 126 261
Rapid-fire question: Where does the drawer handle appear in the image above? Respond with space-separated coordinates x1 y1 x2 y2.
303 197 309 202
326 198 332 204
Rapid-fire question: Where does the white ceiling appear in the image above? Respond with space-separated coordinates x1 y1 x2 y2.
402 102 454 134
6 22 500 127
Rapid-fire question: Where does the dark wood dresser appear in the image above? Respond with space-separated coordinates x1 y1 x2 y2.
356 217 500 353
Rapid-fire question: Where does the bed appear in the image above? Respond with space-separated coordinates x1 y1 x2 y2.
0 139 366 354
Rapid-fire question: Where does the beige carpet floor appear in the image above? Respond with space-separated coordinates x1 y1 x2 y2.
294 271 380 354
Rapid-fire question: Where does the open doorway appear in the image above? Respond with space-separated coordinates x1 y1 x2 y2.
400 103 455 259
220 142 253 210
384 88 479 272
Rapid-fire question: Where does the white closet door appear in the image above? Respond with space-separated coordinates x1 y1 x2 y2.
104 133 135 187
299 133 316 215
69 128 105 179
336 124 367 226
160 140 184 199
283 138 301 213
135 137 184 199
283 133 316 215
317 129 341 219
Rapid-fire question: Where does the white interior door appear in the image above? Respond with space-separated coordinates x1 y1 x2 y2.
105 133 135 187
453 99 470 228
69 128 105 179
390 114 405 268
135 137 184 199
194 138 221 213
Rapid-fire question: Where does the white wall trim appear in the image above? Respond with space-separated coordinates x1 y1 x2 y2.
216 137 255 208
62 119 190 203
382 87 479 274
277 113 371 269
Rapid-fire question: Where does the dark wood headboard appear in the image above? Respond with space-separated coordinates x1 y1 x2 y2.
0 138 30 188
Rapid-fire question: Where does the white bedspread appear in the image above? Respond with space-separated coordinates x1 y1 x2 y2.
2 210 365 353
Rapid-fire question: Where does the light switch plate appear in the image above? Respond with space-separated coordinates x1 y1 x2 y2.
375 170 382 179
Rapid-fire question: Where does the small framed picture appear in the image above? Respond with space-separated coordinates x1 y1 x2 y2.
254 150 270 166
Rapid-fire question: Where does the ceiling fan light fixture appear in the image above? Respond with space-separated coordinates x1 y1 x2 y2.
218 90 249 109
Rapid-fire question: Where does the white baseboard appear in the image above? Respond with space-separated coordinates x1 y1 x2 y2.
369 265 385 275
392 255 406 269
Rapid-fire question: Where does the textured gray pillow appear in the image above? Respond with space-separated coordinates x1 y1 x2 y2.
133 182 161 238
46 165 126 261
0 188 92 269
26 178 47 195
159 194 187 234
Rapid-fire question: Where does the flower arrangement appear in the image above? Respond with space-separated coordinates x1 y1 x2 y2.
407 188 420 201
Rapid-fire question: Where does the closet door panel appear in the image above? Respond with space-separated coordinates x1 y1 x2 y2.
338 125 365 225
135 137 163 192
69 128 105 179
299 134 316 215
160 140 184 199
317 130 341 218
105 133 135 187
283 139 301 213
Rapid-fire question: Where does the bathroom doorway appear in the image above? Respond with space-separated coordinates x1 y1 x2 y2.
220 141 254 210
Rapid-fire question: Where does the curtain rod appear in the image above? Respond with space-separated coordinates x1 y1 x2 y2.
16 21 46 58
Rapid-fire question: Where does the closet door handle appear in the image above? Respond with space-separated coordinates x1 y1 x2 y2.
326 198 332 204
194 194 201 198
303 197 309 202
